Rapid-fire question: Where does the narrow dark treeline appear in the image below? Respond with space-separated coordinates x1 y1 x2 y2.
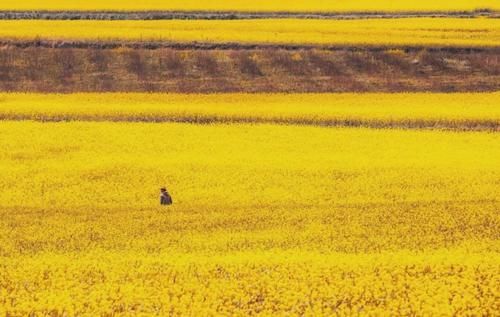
0 10 495 20
0 46 498 93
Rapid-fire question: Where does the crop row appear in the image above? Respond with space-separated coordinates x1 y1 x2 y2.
0 18 498 47
1 250 498 315
0 93 498 130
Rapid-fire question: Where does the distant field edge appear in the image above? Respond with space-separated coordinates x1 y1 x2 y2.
0 10 497 20
2 40 499 52
0 0 498 13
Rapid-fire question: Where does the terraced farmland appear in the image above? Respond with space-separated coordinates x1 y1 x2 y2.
0 1 498 316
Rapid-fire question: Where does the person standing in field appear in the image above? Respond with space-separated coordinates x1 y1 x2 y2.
160 187 173 205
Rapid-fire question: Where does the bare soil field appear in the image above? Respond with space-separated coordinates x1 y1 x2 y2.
0 46 497 93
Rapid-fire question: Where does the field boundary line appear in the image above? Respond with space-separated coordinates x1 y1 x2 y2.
0 10 497 20
1 40 498 52
0 115 498 131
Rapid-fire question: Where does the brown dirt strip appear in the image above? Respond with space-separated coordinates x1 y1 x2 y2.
0 10 497 20
0 39 496 53
1 46 498 93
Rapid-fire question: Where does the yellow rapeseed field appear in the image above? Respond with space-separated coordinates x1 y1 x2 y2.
0 0 498 12
1 93 499 130
0 116 499 314
0 18 499 47
0 0 498 312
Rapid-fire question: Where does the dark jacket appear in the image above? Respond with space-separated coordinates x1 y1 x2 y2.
160 192 173 205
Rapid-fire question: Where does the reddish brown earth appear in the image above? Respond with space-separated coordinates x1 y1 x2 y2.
0 45 498 93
